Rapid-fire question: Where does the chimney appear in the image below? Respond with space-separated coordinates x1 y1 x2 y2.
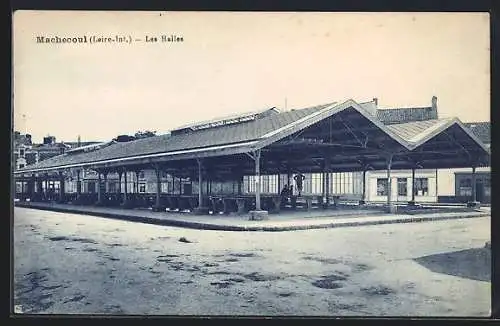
43 135 56 145
431 96 438 118
372 98 378 107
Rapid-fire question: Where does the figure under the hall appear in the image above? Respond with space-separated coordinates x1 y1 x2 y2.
294 172 306 197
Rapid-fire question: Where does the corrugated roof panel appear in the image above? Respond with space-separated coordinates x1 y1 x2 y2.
17 103 330 171
385 119 451 142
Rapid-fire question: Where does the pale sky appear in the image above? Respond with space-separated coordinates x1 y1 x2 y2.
13 11 490 144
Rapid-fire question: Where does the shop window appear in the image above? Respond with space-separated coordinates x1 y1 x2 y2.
108 182 117 193
458 178 472 197
397 178 407 196
415 178 429 196
377 178 388 196
484 177 491 197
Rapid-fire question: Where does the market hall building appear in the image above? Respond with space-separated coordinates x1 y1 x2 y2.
13 98 490 219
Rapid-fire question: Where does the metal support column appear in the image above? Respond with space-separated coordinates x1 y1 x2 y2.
76 170 82 201
386 155 396 213
153 164 163 211
103 171 108 202
37 178 43 201
122 168 129 206
247 149 268 220
197 159 203 208
254 150 261 211
360 167 367 205
472 166 477 202
467 165 481 208
44 174 49 201
58 171 65 203
193 159 209 214
117 170 123 199
135 171 140 194
29 173 36 200
435 169 438 203
97 172 102 204
410 167 416 205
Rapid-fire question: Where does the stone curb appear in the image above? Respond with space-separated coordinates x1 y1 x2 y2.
14 202 489 232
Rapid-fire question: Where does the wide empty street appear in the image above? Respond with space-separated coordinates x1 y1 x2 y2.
13 207 490 317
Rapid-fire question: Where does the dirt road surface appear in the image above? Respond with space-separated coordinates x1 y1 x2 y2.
13 207 491 316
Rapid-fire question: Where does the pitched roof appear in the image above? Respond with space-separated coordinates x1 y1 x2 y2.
14 99 490 173
377 106 438 125
385 119 453 143
463 122 490 144
16 103 331 171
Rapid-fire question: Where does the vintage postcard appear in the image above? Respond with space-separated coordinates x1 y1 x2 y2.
12 11 491 317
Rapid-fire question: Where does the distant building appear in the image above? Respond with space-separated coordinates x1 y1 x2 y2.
363 97 490 204
13 133 102 170
13 132 37 170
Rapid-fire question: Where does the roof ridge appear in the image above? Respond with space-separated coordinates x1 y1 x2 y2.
377 106 433 111
385 117 451 127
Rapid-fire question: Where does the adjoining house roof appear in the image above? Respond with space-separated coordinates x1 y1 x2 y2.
463 122 490 144
377 106 438 125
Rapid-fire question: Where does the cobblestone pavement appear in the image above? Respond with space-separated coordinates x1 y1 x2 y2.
13 207 491 316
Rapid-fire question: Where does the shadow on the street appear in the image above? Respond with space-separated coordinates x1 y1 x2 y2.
414 247 491 282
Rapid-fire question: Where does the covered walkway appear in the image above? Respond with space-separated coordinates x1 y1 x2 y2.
14 99 490 219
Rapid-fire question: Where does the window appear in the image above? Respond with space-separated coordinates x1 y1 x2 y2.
484 177 491 197
311 173 322 194
139 183 146 193
108 182 117 193
397 178 408 196
268 175 278 194
139 171 145 179
458 178 472 197
377 178 388 196
19 149 25 157
87 182 96 193
14 153 19 160
415 178 429 196
19 164 25 169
